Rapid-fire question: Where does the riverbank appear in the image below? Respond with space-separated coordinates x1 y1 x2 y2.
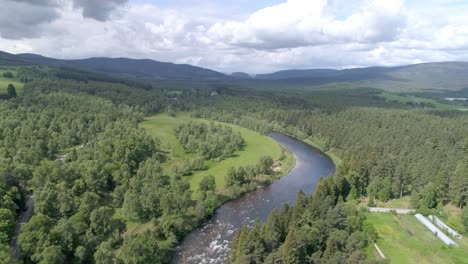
174 132 336 263
302 138 342 168
140 113 295 191
122 113 295 239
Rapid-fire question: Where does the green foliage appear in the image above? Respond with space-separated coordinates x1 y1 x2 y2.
38 246 66 264
420 183 438 209
228 177 369 263
223 155 278 199
90 207 120 239
94 240 115 264
122 157 193 222
0 243 18 264
0 209 15 243
174 121 244 160
196 90 468 211
462 206 468 230
120 230 175 264
6 84 16 98
258 155 273 174
282 227 307 264
2 60 468 264
366 213 468 263
0 173 22 257
199 174 216 193
140 113 288 191
2 72 13 78
18 214 53 261
450 161 468 208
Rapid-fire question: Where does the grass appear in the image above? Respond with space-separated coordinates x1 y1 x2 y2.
117 113 295 240
374 196 412 208
359 196 412 209
0 69 23 94
140 113 294 191
380 91 468 111
367 213 468 264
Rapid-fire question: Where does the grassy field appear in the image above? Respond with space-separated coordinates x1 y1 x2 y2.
140 113 294 191
357 197 412 212
0 69 23 94
374 196 411 208
367 213 468 264
380 92 468 111
120 113 295 238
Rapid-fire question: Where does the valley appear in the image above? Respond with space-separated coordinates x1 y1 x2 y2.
140 113 294 191
0 52 467 264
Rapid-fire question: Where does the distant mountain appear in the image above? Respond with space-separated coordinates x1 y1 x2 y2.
255 69 339 79
371 62 468 92
0 51 31 65
2 50 468 92
254 62 468 92
16 53 228 81
0 51 229 81
231 72 252 78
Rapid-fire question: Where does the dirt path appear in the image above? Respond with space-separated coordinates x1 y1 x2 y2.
368 207 415 214
10 195 34 258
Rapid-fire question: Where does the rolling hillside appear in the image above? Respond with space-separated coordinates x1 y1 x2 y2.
0 51 229 81
2 50 468 92
254 62 468 92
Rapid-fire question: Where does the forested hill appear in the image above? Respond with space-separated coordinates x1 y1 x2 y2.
1 53 468 263
0 51 229 81
0 51 30 66
253 62 468 92
4 50 468 92
255 69 342 79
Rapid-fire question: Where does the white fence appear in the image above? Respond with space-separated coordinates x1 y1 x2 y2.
428 215 462 239
414 214 457 247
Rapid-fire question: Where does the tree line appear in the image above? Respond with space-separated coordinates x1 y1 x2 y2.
191 90 468 233
228 176 380 264
174 121 244 160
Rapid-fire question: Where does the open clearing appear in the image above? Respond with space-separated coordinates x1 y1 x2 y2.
140 113 294 191
380 91 468 111
366 213 468 264
0 69 23 94
121 113 294 238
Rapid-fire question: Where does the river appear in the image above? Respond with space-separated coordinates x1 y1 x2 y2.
173 132 336 263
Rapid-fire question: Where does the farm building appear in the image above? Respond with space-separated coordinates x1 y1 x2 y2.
428 215 462 239
414 214 457 247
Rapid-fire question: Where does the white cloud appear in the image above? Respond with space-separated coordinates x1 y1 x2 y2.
71 0 128 21
206 0 406 49
1 0 468 73
0 1 60 39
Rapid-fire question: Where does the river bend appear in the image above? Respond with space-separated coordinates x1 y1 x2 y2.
173 132 336 263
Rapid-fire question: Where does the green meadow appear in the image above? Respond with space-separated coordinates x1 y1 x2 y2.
119 113 295 238
140 113 294 191
380 91 468 111
0 69 23 94
366 213 468 264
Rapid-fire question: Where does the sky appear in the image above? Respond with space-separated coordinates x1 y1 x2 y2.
1 0 468 73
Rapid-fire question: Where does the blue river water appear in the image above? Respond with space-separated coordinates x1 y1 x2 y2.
173 132 336 263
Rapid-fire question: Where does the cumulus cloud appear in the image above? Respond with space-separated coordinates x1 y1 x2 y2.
1 0 468 73
13 0 60 5
71 0 128 21
206 0 406 49
0 1 59 39
0 0 127 39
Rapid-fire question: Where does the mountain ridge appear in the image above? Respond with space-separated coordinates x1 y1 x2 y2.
2 50 468 92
